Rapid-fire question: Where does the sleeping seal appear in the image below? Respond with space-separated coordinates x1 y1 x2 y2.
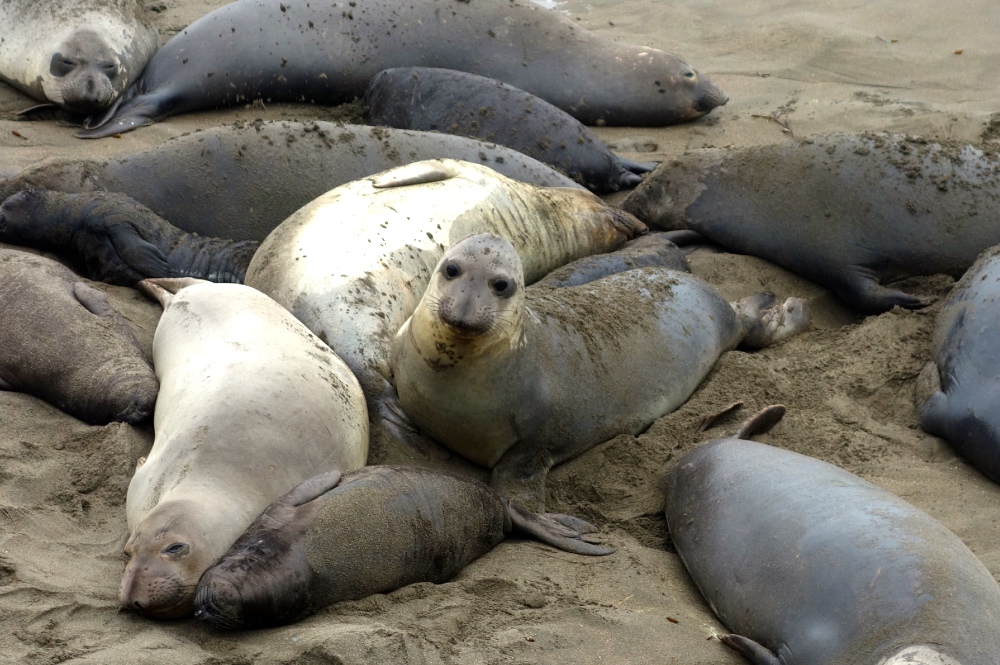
621 133 1000 313
77 0 726 138
193 466 613 630
663 409 1000 665
0 0 157 114
389 234 809 509
119 279 368 619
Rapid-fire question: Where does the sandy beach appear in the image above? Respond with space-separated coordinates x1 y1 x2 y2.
1 0 999 663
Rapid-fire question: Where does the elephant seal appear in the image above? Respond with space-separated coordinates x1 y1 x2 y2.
0 0 157 114
77 0 726 138
365 67 657 194
119 279 368 619
663 410 1000 665
620 133 1000 314
534 233 689 288
389 234 809 509
246 158 647 447
0 189 258 286
1 121 581 241
193 466 613 630
919 244 1000 485
0 248 157 424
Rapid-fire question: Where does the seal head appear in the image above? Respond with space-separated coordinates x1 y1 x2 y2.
47 30 124 114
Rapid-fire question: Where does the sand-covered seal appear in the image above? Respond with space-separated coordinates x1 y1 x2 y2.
1 121 581 241
389 234 809 509
193 465 613 630
365 67 657 194
77 0 726 138
534 233 689 288
621 133 1000 313
0 189 258 285
0 0 157 114
247 158 646 447
919 244 1000 485
663 408 1000 665
0 249 157 425
119 278 368 619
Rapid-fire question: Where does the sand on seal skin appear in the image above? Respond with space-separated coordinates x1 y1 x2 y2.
1 0 999 663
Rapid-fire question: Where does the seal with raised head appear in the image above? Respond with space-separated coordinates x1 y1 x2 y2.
663 407 1000 665
77 0 726 138
193 466 613 630
0 248 157 425
365 67 657 194
118 278 368 620
0 0 157 114
246 158 647 446
1 121 582 241
919 244 1000 485
0 189 258 286
389 234 809 509
620 133 1000 314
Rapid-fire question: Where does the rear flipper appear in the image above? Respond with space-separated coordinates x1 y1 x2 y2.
719 635 783 665
504 499 614 556
835 269 934 314
733 292 810 349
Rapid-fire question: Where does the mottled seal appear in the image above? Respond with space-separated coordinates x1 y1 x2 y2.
1 121 581 241
365 67 657 194
0 0 157 114
0 189 258 285
193 466 613 630
663 409 1000 665
119 279 368 619
389 234 809 509
0 248 157 424
621 133 1000 314
246 158 646 447
919 244 1000 485
77 0 726 138
534 232 689 288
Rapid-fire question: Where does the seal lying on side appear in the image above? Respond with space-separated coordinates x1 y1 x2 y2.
77 0 726 138
1 122 581 241
246 159 646 444
390 234 809 509
620 133 1000 313
663 409 1000 665
119 279 368 619
365 67 657 194
0 189 258 285
919 244 1000 485
0 249 157 424
193 466 613 630
0 0 157 114
534 233 689 288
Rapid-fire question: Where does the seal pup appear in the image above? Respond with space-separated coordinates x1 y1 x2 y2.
0 189 258 286
919 244 1000 485
246 158 646 447
621 133 1000 313
77 0 726 138
193 466 613 630
0 0 157 114
119 278 368 619
389 234 809 509
1 121 582 241
365 67 657 194
663 407 1000 665
0 249 157 425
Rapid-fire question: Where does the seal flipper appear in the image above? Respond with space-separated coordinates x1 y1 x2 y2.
719 635 783 665
836 269 933 314
376 381 452 460
15 102 60 117
371 161 458 189
618 157 658 175
72 282 114 316
107 226 174 280
137 277 208 308
285 470 342 507
735 404 786 439
75 91 161 139
733 292 810 349
505 500 614 556
491 440 551 512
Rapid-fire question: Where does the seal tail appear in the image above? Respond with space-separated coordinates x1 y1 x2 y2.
504 500 615 556
735 404 786 440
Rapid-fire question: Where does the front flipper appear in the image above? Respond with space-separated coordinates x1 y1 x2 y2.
492 440 553 513
371 160 459 188
75 92 160 139
108 225 174 280
15 102 60 117
375 382 451 460
719 635 783 665
72 281 114 316
505 500 614 556
835 269 934 314
618 157 658 175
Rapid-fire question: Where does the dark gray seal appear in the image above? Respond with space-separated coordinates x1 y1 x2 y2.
919 244 1000 485
621 133 1000 314
193 466 613 630
1 121 582 241
663 409 1000 665
365 67 657 194
77 0 726 138
0 248 157 424
534 233 689 288
0 189 258 286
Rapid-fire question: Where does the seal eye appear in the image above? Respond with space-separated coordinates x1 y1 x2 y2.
684 71 697 80
490 276 516 298
99 61 119 78
444 263 460 279
162 543 189 557
122 551 131 562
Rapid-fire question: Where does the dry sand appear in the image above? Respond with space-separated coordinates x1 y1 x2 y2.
2 0 999 663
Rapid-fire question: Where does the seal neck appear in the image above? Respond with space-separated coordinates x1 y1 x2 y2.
407 298 524 371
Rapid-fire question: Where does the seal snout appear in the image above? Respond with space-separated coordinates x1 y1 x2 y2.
696 77 729 112
193 579 243 630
